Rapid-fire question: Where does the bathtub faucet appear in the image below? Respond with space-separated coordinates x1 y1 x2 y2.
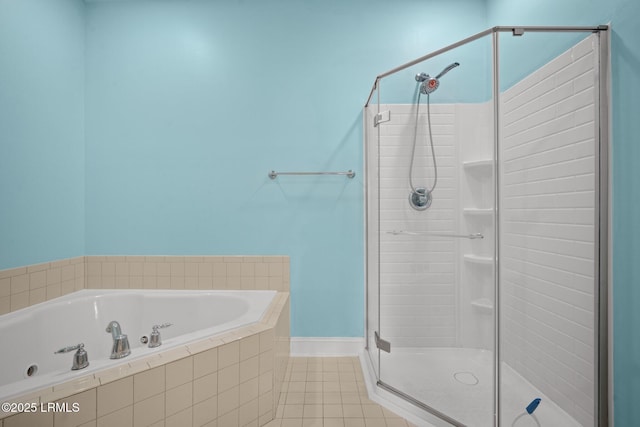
106 320 131 359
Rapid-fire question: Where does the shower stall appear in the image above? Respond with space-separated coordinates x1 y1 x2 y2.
363 26 609 427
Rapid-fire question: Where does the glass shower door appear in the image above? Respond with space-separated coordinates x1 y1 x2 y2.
372 33 497 427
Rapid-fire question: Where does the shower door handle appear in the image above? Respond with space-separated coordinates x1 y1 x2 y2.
387 230 484 239
375 331 391 353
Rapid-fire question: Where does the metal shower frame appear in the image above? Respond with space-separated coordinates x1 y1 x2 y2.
363 25 610 427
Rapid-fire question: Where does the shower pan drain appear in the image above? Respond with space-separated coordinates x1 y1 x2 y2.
453 371 479 386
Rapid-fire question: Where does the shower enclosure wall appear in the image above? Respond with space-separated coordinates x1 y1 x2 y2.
363 27 608 427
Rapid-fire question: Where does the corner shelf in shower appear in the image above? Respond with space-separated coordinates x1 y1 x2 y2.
463 254 494 265
462 159 493 171
471 298 494 314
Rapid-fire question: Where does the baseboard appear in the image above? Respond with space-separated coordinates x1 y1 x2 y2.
290 337 364 357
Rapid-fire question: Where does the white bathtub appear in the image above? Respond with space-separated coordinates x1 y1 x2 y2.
0 289 277 402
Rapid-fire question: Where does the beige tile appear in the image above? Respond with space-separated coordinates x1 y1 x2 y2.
302 404 323 418
239 377 260 406
10 274 29 294
217 409 238 426
218 363 239 393
259 412 275 426
280 419 303 427
10 292 29 311
341 393 360 404
192 395 217 426
323 382 340 393
304 392 322 404
166 357 193 389
218 341 239 369
323 404 343 418
0 277 11 297
240 355 260 383
361 405 384 419
134 366 165 403
343 404 364 418
97 376 133 417
260 350 274 374
259 391 274 416
217 386 239 416
29 270 47 289
239 398 259 426
193 372 218 404
343 420 365 427
302 419 322 427
46 283 61 300
364 419 386 427
259 372 273 395
384 419 408 427
287 382 305 393
283 392 303 405
324 419 345 427
193 347 218 379
3 411 53 427
0 296 10 315
96 405 132 427
290 372 306 382
226 263 241 278
166 382 192 417
133 393 164 427
53 389 96 427
340 383 357 393
282 404 303 419
240 334 260 361
166 407 192 427
306 372 322 382
322 393 341 404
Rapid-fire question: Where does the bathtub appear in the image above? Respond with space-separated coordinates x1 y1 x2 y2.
0 289 277 402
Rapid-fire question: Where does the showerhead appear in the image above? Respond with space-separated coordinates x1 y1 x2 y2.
415 62 460 95
435 62 460 79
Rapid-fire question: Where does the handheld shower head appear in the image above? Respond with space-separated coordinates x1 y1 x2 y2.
417 62 460 95
435 62 460 79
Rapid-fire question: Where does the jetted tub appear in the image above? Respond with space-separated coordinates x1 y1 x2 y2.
0 289 277 402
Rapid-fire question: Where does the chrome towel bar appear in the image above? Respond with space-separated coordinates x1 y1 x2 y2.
268 170 355 179
387 230 484 239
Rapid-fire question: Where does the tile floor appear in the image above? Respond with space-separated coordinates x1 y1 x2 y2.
265 357 415 427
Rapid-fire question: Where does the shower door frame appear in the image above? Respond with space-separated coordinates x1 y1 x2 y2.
363 25 610 427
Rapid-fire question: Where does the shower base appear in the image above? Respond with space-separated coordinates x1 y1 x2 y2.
374 347 583 427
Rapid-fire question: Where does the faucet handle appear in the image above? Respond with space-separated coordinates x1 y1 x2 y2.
55 343 85 354
149 323 172 348
55 343 89 370
152 323 172 332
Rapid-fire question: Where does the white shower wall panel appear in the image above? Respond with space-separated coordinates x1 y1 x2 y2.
500 34 598 426
376 104 459 348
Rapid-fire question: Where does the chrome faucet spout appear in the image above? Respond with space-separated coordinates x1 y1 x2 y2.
106 321 122 340
106 320 131 359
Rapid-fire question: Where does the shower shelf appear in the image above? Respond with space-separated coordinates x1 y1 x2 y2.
463 208 493 216
463 254 493 265
463 159 493 170
471 298 494 313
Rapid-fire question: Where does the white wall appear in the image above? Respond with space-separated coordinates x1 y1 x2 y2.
373 103 459 348
500 34 598 426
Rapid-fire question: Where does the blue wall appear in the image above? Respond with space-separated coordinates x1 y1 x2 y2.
2 0 639 423
83 0 487 337
0 0 85 269
488 1 640 425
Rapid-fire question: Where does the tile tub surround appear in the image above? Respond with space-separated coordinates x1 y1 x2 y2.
0 293 290 426
0 255 290 315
